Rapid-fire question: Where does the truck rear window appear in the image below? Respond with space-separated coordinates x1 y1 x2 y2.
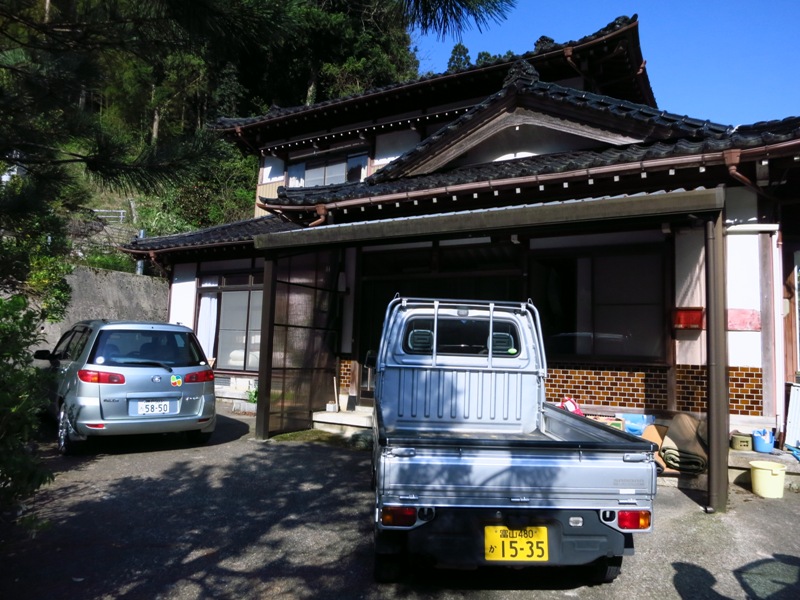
403 318 520 356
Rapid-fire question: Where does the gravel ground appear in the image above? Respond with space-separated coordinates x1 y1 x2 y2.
2 405 799 600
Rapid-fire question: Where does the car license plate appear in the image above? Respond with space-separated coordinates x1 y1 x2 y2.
132 401 176 416
484 526 548 562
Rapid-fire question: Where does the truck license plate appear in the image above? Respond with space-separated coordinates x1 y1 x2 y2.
132 401 175 416
484 526 548 562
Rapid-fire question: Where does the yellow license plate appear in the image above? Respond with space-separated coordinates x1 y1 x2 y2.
484 526 548 562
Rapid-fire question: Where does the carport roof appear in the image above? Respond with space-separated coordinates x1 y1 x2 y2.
253 187 725 251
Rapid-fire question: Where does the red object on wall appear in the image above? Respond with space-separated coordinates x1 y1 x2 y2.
673 307 705 330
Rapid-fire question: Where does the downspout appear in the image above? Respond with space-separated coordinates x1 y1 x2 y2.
724 148 780 202
309 204 328 227
724 149 755 190
705 213 729 513
563 47 584 78
148 251 169 278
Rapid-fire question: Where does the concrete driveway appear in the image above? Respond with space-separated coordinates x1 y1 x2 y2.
2 405 799 600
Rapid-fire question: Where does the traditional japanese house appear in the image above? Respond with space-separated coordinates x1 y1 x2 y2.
122 16 800 450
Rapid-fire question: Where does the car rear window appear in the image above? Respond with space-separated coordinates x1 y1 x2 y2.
89 329 209 367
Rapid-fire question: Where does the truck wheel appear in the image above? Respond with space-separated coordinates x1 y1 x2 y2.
589 556 622 584
373 553 404 583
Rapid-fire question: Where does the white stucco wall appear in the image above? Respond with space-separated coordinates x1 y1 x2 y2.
373 130 421 170
169 262 198 328
725 188 764 369
260 156 285 184
674 228 707 365
726 232 762 367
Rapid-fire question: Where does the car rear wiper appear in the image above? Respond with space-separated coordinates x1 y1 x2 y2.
117 359 173 372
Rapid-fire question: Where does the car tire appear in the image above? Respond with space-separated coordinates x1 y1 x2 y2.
186 430 212 445
57 403 80 456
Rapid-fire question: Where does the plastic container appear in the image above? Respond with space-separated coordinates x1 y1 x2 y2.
730 433 752 451
752 429 774 453
618 413 655 436
749 461 786 498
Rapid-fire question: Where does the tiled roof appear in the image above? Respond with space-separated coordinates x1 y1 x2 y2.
368 61 731 184
269 115 800 208
124 114 800 255
121 215 299 253
212 15 647 132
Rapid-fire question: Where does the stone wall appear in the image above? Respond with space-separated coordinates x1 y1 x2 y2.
37 266 169 349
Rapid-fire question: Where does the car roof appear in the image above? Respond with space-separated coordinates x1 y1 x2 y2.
70 320 193 332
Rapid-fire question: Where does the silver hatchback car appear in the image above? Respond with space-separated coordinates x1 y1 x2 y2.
35 320 216 455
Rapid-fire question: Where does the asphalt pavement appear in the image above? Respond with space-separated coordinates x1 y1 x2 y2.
1 405 799 600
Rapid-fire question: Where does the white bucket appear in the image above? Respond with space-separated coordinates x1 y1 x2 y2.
749 461 786 498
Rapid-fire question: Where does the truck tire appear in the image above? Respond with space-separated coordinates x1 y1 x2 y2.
373 553 404 583
589 556 622 584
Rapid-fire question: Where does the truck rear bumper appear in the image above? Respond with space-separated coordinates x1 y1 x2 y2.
377 507 633 569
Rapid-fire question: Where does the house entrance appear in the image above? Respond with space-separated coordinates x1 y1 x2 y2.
356 241 525 405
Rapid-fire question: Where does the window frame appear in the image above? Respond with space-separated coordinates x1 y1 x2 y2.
532 244 669 365
195 270 264 373
286 150 370 189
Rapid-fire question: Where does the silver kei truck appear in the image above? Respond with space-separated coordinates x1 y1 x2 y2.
371 297 657 584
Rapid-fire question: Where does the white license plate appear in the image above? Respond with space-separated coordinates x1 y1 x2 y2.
133 401 175 416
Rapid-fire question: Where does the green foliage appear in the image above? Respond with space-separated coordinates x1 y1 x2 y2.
401 0 516 39
447 42 471 72
0 175 74 322
77 249 136 273
136 141 257 235
447 43 516 71
0 296 53 513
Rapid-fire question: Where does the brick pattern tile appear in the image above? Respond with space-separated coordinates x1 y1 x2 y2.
338 359 353 393
546 363 764 416
546 363 669 411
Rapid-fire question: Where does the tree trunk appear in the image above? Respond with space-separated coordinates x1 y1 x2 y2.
152 106 160 146
150 84 160 145
305 70 318 106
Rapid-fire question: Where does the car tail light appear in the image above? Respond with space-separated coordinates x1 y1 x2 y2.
185 370 215 383
618 510 651 530
380 506 417 527
78 370 125 384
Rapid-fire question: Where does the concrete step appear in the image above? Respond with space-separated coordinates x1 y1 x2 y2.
312 408 373 437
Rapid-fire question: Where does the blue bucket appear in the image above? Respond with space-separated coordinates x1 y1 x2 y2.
752 429 774 453
619 413 655 436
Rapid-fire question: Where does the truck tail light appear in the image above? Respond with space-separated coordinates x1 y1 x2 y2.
185 370 215 383
618 510 651 530
380 506 417 527
78 370 125 384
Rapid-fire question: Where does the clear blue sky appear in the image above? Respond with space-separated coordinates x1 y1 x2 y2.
414 0 799 126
